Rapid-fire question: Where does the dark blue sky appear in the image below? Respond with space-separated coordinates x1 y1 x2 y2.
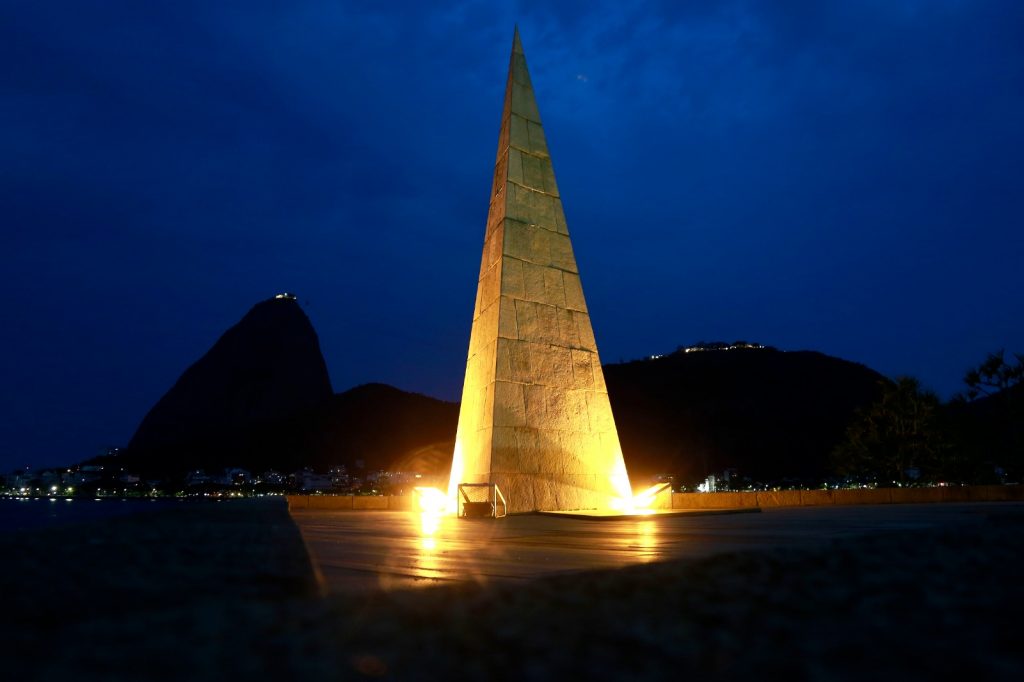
3 1 1023 471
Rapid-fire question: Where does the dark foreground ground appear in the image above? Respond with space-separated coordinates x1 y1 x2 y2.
1 499 1022 680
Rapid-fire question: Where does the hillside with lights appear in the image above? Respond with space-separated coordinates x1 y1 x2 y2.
605 344 886 486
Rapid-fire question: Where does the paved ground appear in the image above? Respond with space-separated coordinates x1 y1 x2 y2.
5 499 1022 680
292 502 1014 593
1 498 319 680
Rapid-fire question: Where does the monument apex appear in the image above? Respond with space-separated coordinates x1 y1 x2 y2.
447 29 633 513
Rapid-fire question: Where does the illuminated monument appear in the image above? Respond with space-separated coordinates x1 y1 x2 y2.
447 29 632 513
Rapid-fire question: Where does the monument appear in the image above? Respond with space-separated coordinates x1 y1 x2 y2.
447 29 633 513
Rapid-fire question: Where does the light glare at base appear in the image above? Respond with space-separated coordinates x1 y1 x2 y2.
633 482 672 509
414 486 448 514
610 482 672 515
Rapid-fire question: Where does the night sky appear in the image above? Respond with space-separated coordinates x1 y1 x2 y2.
3 1 1023 471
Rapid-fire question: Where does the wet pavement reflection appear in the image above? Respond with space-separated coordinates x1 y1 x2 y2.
291 502 1021 593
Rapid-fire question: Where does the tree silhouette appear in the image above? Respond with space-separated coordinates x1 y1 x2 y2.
962 350 1024 401
956 350 1024 479
832 377 947 483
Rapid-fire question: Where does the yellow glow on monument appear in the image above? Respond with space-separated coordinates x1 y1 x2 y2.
606 459 641 512
609 460 634 501
445 441 465 514
445 30 638 513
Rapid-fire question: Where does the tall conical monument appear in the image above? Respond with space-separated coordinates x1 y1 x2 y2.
447 29 633 513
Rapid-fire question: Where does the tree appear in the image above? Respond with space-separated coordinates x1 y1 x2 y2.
832 377 947 483
954 350 1024 479
962 350 1024 401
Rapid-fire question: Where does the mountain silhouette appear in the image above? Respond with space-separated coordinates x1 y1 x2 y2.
122 297 885 483
123 297 457 477
126 296 333 471
299 383 457 475
605 346 886 485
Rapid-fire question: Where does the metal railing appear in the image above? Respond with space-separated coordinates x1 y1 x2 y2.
457 482 507 518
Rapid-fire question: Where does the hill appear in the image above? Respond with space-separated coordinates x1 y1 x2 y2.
298 383 458 475
605 345 886 485
121 296 457 477
134 382 459 478
120 296 885 483
126 295 332 471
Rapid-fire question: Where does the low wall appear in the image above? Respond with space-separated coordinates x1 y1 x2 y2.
671 485 1023 510
287 485 1022 513
288 495 415 512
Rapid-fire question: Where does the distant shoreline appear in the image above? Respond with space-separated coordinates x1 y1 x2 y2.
0 496 206 533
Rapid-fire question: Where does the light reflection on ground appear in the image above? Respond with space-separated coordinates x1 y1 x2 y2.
632 520 658 561
299 508 750 592
291 505 999 594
